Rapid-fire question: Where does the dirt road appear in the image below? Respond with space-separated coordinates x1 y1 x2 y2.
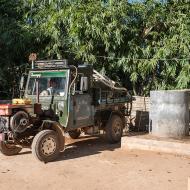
0 136 190 190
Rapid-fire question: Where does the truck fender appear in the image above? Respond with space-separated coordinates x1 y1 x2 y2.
41 121 65 152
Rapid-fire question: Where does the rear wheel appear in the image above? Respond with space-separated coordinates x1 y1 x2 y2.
105 115 123 143
32 130 60 162
0 142 22 156
68 129 81 139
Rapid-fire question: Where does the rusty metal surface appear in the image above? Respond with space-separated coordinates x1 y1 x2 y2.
0 104 33 116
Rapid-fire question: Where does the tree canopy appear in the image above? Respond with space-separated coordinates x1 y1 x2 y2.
0 0 189 98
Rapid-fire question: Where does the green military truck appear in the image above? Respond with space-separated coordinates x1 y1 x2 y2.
0 59 131 162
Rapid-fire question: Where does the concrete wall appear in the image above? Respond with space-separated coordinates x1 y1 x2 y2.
150 90 190 138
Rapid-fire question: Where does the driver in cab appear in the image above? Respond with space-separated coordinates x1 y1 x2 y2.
40 78 58 96
47 78 57 95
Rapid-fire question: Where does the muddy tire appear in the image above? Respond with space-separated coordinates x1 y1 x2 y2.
0 142 22 156
32 130 60 163
68 129 81 139
105 115 123 143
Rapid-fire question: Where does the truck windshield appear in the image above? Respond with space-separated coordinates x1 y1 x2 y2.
26 71 67 97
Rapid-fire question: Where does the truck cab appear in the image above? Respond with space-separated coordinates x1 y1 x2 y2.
0 60 132 162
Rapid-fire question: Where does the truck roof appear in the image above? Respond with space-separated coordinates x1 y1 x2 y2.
34 60 91 70
33 59 127 92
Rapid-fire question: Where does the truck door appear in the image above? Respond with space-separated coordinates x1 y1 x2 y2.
73 94 94 128
72 74 94 128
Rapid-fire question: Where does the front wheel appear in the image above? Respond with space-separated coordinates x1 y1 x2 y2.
32 130 60 162
105 115 123 143
0 142 22 156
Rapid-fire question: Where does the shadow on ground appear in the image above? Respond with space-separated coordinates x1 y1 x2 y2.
19 150 32 155
14 135 121 162
56 136 121 162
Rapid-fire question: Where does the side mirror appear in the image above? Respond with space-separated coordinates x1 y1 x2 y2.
80 77 88 92
20 75 25 90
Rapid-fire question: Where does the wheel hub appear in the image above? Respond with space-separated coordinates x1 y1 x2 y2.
20 118 28 126
41 137 56 156
113 121 121 136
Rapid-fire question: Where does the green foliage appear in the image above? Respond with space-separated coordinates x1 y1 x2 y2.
0 0 189 98
0 0 35 98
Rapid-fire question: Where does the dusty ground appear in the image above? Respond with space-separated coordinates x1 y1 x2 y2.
0 135 190 190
